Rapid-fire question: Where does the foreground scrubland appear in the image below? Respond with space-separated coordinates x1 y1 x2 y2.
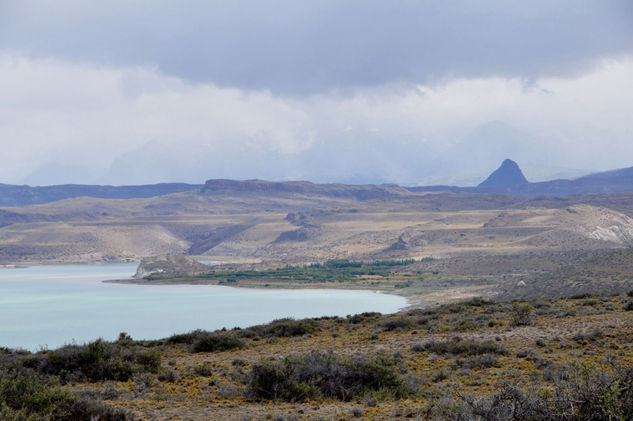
3 292 633 420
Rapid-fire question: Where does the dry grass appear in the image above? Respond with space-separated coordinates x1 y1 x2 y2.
10 294 623 420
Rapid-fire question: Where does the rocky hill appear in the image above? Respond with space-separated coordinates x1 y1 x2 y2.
134 255 209 279
477 159 528 189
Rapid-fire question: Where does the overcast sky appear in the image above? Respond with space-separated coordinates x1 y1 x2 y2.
1 0 632 186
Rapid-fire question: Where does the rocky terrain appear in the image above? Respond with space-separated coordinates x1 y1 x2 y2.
134 255 210 279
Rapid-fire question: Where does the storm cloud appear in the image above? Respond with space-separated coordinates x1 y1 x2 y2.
0 1 632 186
2 1 632 93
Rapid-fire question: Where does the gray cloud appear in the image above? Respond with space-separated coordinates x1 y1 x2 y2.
1 2 632 187
2 52 633 186
1 1 632 93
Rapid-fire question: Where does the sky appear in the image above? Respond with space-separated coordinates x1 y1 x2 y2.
1 0 632 186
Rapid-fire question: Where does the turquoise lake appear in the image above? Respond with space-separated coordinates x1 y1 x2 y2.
0 264 407 350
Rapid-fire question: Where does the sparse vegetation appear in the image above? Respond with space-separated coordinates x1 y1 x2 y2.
437 366 633 420
2 293 633 419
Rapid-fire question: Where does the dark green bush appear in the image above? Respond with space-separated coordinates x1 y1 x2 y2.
0 370 129 420
191 333 246 353
511 302 534 326
246 352 411 402
165 329 207 345
463 297 494 307
157 369 179 383
241 318 319 338
572 329 603 342
193 363 214 376
22 339 161 383
411 339 507 356
454 354 499 369
135 350 162 372
382 317 412 331
347 312 381 324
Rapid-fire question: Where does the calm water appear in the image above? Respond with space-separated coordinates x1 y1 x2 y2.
0 264 407 350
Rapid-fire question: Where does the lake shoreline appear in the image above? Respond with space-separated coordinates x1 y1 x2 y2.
104 277 489 310
1 263 407 350
105 277 416 307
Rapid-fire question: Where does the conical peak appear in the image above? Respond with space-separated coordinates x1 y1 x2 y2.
478 159 528 188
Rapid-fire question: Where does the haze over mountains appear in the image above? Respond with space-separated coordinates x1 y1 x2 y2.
2 159 633 207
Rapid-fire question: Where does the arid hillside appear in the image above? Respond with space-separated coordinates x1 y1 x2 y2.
3 183 633 266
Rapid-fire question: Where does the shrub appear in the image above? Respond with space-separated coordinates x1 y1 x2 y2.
624 301 633 311
454 354 499 370
572 329 603 342
463 297 493 307
516 349 535 359
22 339 161 383
158 369 179 383
347 312 381 324
191 333 246 353
411 339 507 356
410 343 426 353
511 302 533 326
135 350 162 372
241 318 319 338
445 366 633 421
0 370 130 420
432 370 449 382
165 329 207 345
193 363 214 377
382 317 412 331
246 352 410 402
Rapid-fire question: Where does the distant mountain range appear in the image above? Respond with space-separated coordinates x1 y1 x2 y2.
2 159 633 207
0 183 202 207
